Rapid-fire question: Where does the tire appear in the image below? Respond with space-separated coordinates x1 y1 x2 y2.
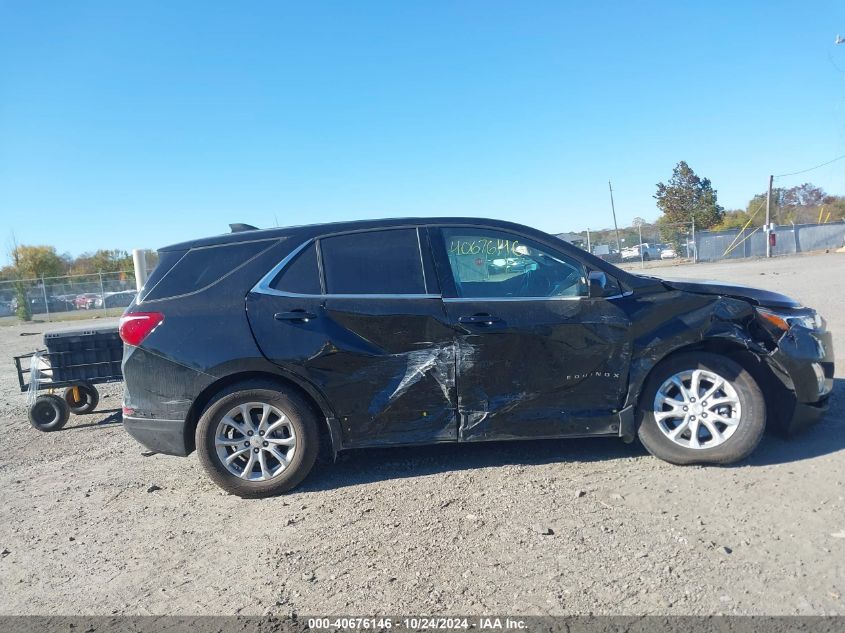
637 352 765 465
64 383 99 415
28 394 71 432
195 381 319 498
643 253 651 261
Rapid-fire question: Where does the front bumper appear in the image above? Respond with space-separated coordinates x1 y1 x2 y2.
766 325 834 436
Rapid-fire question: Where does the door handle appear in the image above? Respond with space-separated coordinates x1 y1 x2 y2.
274 310 317 323
458 314 502 326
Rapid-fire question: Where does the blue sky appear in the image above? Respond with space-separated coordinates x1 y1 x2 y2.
2 1 845 261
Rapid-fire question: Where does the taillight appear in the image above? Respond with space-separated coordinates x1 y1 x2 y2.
119 312 164 346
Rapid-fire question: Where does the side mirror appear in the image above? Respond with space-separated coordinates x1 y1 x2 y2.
588 271 607 298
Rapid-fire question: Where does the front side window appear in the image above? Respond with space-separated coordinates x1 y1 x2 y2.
321 228 427 295
441 228 587 298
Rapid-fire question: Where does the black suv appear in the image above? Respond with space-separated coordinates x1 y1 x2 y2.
120 218 834 497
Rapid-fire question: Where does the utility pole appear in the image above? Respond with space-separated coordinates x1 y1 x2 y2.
586 228 591 253
608 180 622 254
765 174 773 258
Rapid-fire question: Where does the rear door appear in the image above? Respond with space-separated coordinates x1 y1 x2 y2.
431 226 632 441
247 227 457 448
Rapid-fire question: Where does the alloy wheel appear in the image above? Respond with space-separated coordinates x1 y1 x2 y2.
214 402 297 481
653 369 742 449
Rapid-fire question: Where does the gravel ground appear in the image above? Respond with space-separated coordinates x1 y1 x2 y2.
0 253 843 616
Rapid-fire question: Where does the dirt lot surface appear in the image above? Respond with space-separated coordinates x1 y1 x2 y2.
0 253 843 616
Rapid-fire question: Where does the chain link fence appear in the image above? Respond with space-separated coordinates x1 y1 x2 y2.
568 221 695 267
0 271 139 323
695 220 845 262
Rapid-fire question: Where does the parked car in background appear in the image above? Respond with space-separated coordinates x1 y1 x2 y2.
621 243 661 261
660 247 678 260
120 217 834 498
103 290 137 308
12 294 72 315
591 244 621 263
74 293 100 310
53 294 79 311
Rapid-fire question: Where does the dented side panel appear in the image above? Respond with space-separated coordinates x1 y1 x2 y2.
621 290 762 407
246 293 457 447
442 298 632 440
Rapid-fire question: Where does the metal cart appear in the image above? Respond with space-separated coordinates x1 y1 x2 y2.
14 325 123 432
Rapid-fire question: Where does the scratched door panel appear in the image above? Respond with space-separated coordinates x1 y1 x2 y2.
315 298 457 446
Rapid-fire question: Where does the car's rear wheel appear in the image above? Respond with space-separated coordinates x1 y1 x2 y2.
637 352 765 465
196 381 319 497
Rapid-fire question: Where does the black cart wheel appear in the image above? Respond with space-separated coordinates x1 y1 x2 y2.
29 394 71 432
64 383 99 415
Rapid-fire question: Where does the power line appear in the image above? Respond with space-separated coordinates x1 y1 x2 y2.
774 153 845 178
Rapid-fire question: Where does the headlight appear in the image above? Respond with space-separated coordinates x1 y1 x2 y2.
756 307 822 332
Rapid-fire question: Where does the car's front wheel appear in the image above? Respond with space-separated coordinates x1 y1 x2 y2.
637 352 766 465
196 381 319 497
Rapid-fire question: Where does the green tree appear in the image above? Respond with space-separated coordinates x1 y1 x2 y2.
11 245 66 279
70 249 133 274
654 161 724 229
714 209 756 230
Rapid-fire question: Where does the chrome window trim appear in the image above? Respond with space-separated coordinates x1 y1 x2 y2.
251 237 441 300
443 296 584 302
442 291 631 303
251 234 632 302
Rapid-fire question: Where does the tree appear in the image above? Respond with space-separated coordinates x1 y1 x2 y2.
713 209 756 231
781 183 824 208
8 237 32 321
10 245 66 279
654 161 724 229
70 249 133 275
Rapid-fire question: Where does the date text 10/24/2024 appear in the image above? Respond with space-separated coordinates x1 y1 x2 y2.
307 617 528 630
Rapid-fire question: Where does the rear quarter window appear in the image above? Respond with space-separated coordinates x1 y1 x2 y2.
270 242 321 295
142 240 276 302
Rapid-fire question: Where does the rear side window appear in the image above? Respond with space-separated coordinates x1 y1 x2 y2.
321 228 426 295
270 242 321 294
143 240 272 301
138 249 186 302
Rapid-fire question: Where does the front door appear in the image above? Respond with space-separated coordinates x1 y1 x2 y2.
431 226 632 441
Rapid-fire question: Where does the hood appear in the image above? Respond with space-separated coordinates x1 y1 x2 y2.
658 277 802 309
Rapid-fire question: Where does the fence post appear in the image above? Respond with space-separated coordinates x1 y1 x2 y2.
132 249 148 292
41 276 51 322
638 223 644 268
99 272 106 313
691 217 697 263
765 175 773 258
